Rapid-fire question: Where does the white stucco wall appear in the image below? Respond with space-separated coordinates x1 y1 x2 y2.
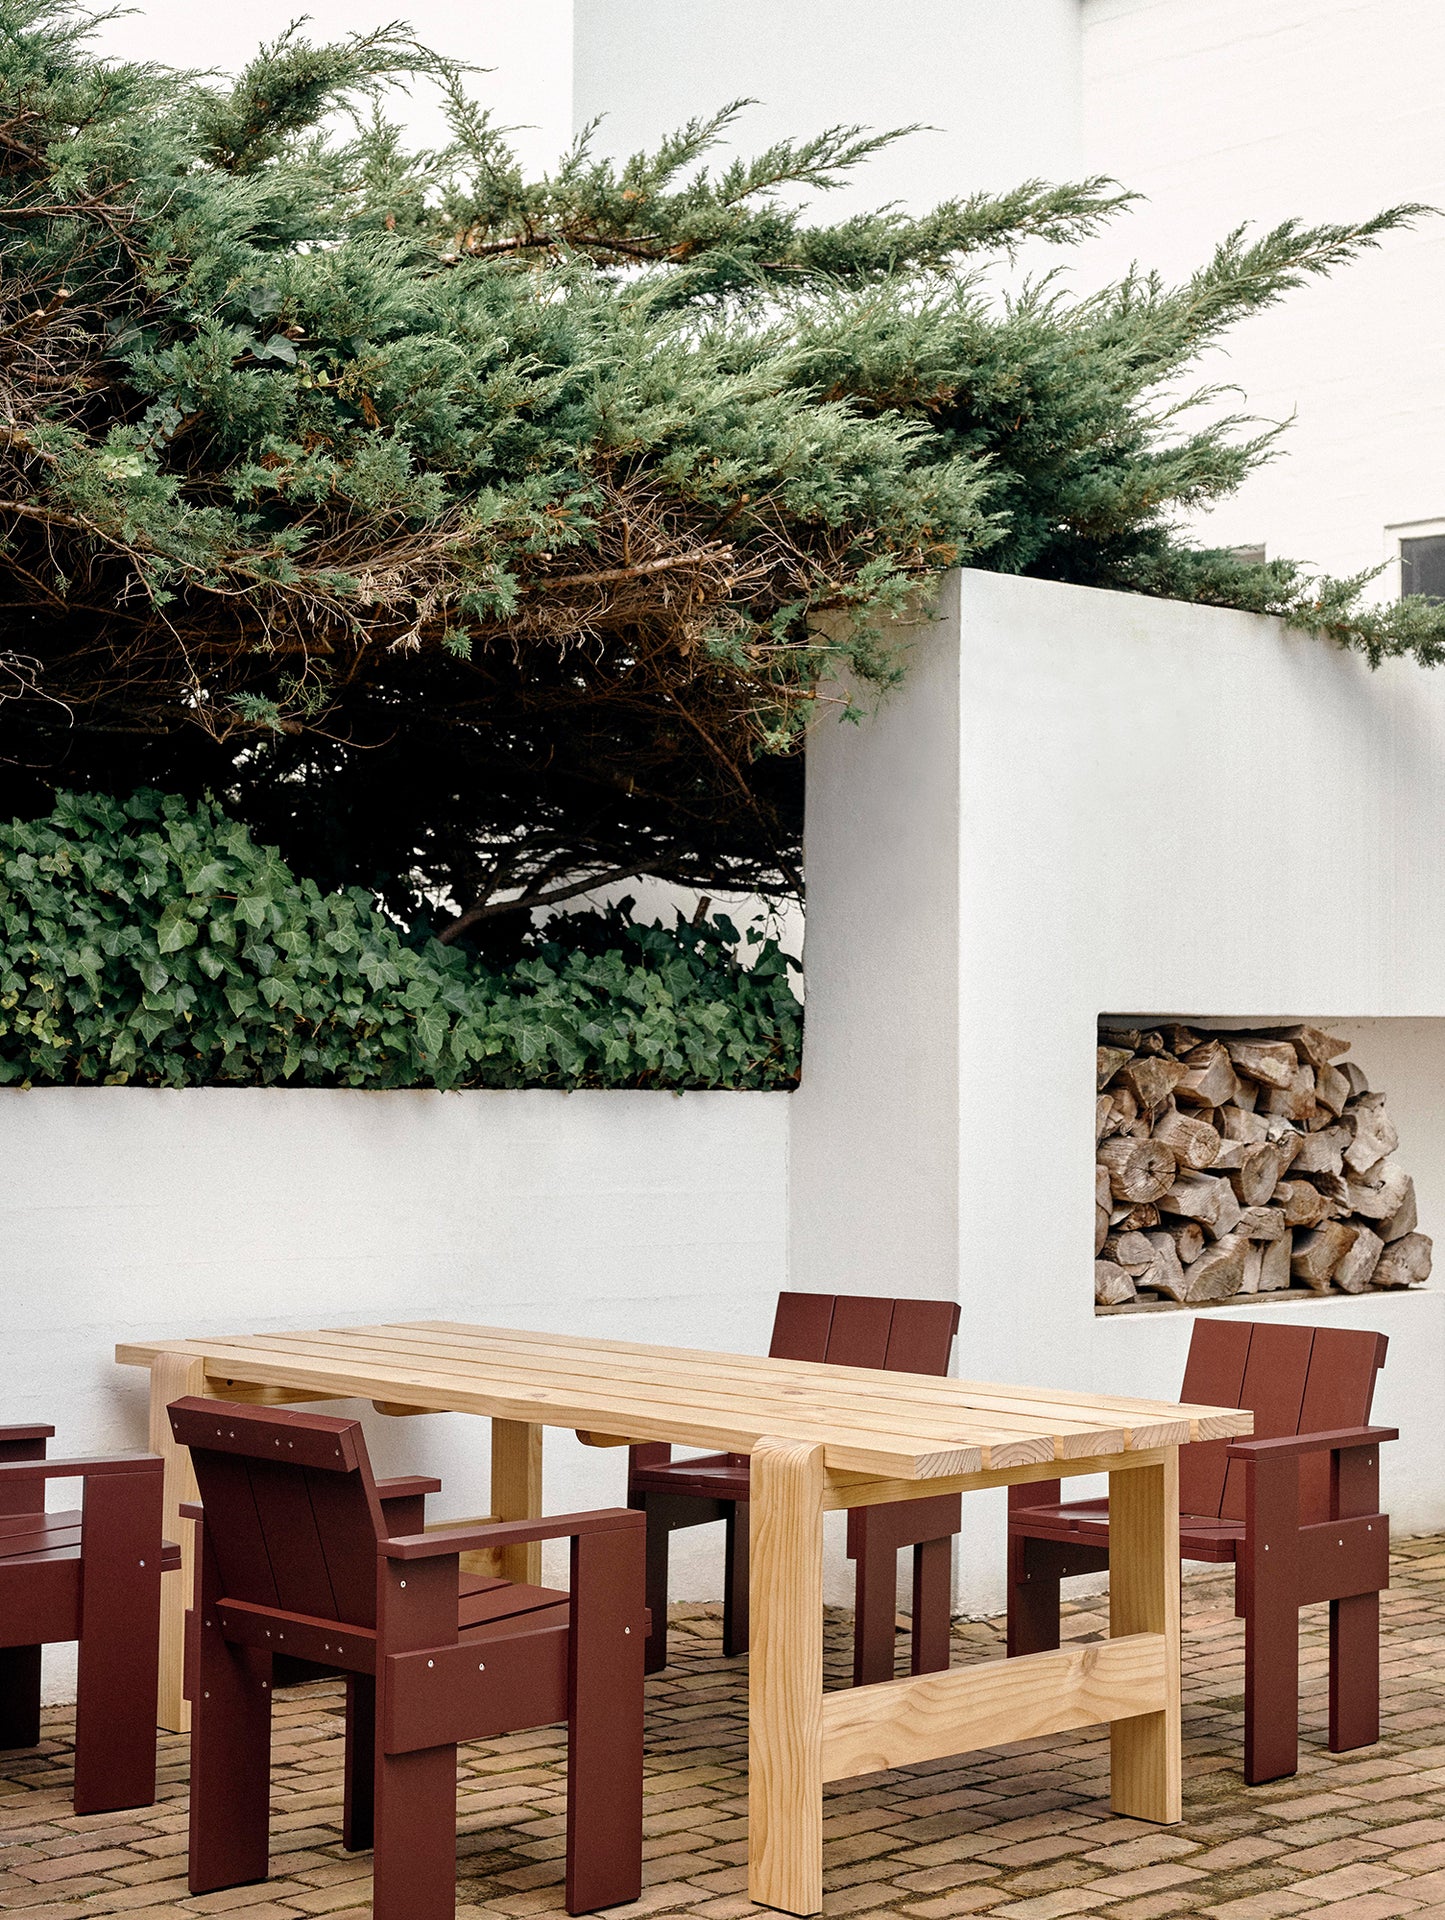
793 569 1445 1612
571 0 1082 210
2 1088 788 1697
1080 0 1445 582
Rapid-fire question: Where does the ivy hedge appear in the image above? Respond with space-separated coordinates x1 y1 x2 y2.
0 791 801 1090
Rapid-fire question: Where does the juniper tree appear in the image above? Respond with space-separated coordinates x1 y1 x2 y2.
0 3 1438 939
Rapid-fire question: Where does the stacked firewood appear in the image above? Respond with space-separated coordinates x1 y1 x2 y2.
1095 1022 1432 1308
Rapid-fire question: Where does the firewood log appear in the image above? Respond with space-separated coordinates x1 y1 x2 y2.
1101 1028 1142 1051
1099 1137 1177 1204
1227 1142 1284 1209
1290 1220 1358 1289
1382 1176 1418 1243
1115 1202 1161 1232
1233 1076 1258 1112
1309 1171 1354 1218
1139 1232 1188 1301
1290 1125 1346 1175
1333 1225 1384 1294
1095 1163 1113 1212
1258 1232 1293 1292
1163 1024 1201 1056
1185 1233 1248 1302
1346 1160 1412 1222
1276 1180 1330 1228
1103 1230 1156 1274
1177 1043 1242 1108
1372 1231 1433 1288
1237 1206 1286 1240
1314 1061 1350 1117
1341 1060 1370 1098
1095 1261 1137 1307
1164 1221 1206 1264
1265 1063 1317 1123
1240 1241 1265 1293
1273 1024 1351 1069
1221 1106 1269 1145
1344 1094 1399 1173
1152 1107 1220 1169
1098 1045 1133 1089
1096 1093 1115 1144
1159 1169 1230 1227
1096 1205 1110 1255
1122 1055 1185 1112
1211 1139 1250 1170
1225 1038 1298 1089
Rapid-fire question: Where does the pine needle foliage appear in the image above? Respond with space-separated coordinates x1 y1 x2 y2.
0 4 1439 936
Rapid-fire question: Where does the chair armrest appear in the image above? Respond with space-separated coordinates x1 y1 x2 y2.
0 1452 163 1482
1227 1426 1397 1463
382 1506 643 1562
377 1475 443 1501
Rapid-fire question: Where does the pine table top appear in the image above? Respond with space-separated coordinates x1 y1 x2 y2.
118 1320 1252 1480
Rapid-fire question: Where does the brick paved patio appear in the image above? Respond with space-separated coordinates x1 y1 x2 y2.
6 1536 1445 1920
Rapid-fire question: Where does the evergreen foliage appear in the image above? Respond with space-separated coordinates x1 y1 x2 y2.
0 4 1440 933
0 790 801 1088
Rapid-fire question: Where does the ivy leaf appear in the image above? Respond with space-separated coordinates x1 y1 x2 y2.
156 900 198 953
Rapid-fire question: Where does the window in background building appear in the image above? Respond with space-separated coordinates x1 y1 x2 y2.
1400 532 1445 602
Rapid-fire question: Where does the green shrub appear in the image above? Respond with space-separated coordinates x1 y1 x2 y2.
0 791 801 1090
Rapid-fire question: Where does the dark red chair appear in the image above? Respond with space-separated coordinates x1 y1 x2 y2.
0 1421 171 1813
1008 1320 1395 1783
170 1397 646 1920
628 1291 962 1683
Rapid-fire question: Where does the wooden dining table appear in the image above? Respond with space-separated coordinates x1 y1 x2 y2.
118 1320 1252 1916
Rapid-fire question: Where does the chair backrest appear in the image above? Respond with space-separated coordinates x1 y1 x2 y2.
769 1292 960 1376
169 1398 386 1629
1178 1319 1387 1526
0 1424 53 1518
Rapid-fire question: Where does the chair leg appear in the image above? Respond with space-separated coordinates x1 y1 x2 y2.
723 1502 750 1657
1329 1443 1384 1754
852 1536 898 1687
344 1675 375 1851
641 1500 671 1675
1329 1592 1380 1752
372 1742 457 1920
910 1536 953 1676
74 1467 163 1814
1006 1535 1062 1658
1241 1456 1301 1786
188 1633 273 1892
566 1522 645 1915
0 1646 41 1750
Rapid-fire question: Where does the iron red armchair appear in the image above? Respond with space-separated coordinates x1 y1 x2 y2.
171 1396 646 1919
1008 1319 1395 1783
0 1421 172 1813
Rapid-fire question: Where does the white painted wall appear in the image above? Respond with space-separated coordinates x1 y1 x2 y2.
571 0 1082 210
1080 0 1445 583
90 2 574 175
794 569 1445 1612
1 1088 787 1698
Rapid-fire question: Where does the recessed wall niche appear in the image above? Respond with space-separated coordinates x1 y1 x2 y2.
1095 1017 1434 1313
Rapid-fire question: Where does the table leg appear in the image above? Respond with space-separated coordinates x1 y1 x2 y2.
147 1350 208 1732
491 1419 543 1585
748 1436 825 1916
1109 1447 1181 1823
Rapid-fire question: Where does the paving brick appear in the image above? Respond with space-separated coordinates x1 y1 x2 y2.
10 1543 1445 1917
